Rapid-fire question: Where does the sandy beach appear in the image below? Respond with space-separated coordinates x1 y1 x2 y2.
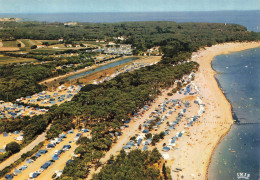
3 42 258 179
86 42 260 180
173 42 260 180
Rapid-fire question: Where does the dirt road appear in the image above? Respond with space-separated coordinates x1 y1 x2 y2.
37 130 91 180
0 125 51 171
13 130 79 180
16 40 25 48
87 87 174 179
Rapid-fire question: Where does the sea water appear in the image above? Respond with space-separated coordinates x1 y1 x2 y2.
0 10 259 32
208 47 260 180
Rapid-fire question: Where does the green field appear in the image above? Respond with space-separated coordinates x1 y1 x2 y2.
17 39 61 48
49 44 66 48
40 40 60 44
30 49 67 53
74 41 107 47
31 46 87 53
2 40 19 47
0 55 37 64
18 39 42 47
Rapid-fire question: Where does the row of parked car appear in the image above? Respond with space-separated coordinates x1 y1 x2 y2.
29 131 87 179
5 149 49 180
28 131 81 178
4 128 89 180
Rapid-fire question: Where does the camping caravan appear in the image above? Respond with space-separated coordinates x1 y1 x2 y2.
16 136 24 141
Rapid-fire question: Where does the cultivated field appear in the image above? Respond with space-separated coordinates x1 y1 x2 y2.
0 55 37 64
2 41 18 47
74 40 107 47
17 39 41 48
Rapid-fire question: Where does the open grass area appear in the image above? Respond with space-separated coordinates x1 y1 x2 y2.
30 46 86 53
2 41 18 47
49 44 66 48
40 40 60 44
17 39 61 48
18 39 42 47
0 55 37 64
30 49 66 53
74 41 107 47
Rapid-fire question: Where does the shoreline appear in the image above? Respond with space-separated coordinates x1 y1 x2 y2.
191 41 260 180
87 42 260 180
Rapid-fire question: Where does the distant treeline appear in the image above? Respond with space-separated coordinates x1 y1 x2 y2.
0 21 258 102
0 21 259 55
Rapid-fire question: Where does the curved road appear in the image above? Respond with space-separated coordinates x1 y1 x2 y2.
0 124 51 171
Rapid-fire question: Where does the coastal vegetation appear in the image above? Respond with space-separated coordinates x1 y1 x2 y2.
0 21 259 179
0 21 258 101
92 149 170 180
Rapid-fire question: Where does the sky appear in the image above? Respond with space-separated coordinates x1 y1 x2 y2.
0 0 259 13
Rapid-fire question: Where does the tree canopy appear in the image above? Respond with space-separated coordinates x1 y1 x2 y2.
0 21 259 179
5 142 21 154
92 149 164 180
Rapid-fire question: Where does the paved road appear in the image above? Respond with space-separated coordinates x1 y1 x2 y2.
0 125 51 171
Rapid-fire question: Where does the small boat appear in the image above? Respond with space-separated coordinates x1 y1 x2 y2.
231 150 236 153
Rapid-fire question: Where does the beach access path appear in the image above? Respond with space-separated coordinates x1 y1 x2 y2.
0 125 51 171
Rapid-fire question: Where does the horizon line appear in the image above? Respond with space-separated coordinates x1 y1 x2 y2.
0 9 259 14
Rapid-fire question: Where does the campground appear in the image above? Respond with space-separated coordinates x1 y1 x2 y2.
0 133 22 151
87 83 183 179
10 129 89 180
